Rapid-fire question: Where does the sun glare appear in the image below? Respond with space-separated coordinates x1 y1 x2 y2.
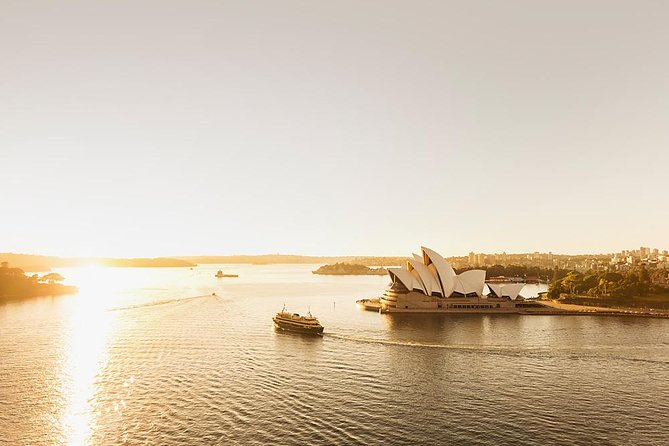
59 267 118 445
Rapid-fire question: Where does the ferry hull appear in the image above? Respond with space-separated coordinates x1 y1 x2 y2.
273 319 324 335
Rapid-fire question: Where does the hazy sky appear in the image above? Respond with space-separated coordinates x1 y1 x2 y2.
2 0 668 257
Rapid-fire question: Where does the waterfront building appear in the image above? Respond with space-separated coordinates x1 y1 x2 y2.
380 247 547 313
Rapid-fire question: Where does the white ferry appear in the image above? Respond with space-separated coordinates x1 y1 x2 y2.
272 306 324 334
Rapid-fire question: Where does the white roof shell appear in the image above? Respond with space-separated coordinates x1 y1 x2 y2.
421 247 456 296
452 270 486 297
487 283 525 300
408 269 426 293
385 247 489 298
407 260 442 296
388 267 425 293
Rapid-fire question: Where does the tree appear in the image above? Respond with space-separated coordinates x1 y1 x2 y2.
40 273 65 284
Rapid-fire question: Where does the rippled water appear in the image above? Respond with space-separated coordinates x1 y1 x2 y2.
1 265 668 445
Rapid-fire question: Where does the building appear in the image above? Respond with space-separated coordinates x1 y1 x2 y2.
379 247 549 313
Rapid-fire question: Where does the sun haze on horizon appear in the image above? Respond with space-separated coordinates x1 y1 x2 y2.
2 0 668 258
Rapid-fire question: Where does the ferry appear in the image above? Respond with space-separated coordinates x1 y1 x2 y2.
272 306 324 335
215 270 239 278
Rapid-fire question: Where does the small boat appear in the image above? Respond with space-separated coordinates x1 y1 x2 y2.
273 305 324 335
356 298 382 312
215 270 239 278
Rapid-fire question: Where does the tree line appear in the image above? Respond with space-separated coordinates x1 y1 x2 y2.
547 266 668 299
456 264 559 280
0 262 76 300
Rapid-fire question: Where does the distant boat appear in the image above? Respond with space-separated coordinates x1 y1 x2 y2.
215 270 238 278
356 298 382 312
273 305 324 335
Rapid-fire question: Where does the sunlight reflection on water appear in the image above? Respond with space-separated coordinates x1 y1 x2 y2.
1 265 667 445
60 267 117 445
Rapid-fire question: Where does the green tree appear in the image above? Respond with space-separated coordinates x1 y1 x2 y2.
40 273 65 284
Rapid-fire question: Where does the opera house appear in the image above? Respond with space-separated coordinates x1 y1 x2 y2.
377 247 550 314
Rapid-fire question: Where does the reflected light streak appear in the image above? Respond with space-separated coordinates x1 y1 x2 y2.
59 266 120 445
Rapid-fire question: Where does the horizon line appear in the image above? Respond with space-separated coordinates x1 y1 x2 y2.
1 249 655 260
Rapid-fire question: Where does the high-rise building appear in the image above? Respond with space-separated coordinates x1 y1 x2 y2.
476 253 485 266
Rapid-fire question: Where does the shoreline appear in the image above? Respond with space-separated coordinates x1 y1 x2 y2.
539 300 669 318
358 298 669 319
0 287 79 303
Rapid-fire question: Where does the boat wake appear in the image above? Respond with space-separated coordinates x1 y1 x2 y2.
323 333 492 352
106 294 221 312
323 333 669 365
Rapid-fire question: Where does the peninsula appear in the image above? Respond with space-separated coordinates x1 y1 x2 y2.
312 263 387 276
0 262 77 302
369 246 669 316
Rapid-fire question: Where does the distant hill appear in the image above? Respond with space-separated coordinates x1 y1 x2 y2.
177 255 409 266
0 252 409 270
0 253 195 271
98 258 196 268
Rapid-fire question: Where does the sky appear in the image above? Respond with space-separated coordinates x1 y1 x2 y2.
1 0 668 258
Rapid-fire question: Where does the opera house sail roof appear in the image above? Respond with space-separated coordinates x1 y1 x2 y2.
376 247 555 314
388 247 488 299
379 247 543 313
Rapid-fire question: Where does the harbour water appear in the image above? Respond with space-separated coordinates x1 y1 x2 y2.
1 264 668 445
